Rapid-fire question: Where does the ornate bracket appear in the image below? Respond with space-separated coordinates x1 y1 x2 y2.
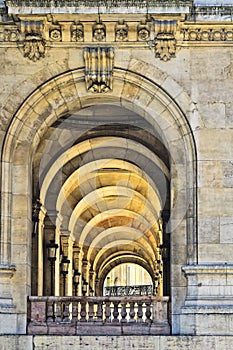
83 47 114 93
20 20 45 61
149 20 177 61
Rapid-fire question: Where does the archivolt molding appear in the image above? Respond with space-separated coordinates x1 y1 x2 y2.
1 66 197 266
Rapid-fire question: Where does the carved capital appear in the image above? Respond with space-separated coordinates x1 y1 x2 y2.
83 47 114 93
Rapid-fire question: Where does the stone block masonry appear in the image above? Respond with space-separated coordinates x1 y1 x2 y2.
1 335 233 350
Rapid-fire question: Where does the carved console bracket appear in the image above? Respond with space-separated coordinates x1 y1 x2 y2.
148 20 177 61
83 47 114 93
20 20 45 61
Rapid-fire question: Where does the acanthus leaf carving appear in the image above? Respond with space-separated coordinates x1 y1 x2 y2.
149 20 177 61
154 34 176 62
19 20 46 61
22 34 46 62
83 47 114 93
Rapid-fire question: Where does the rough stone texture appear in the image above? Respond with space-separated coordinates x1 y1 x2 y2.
1 335 233 350
0 1 233 340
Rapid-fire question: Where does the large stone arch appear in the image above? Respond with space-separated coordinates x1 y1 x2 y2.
0 64 197 334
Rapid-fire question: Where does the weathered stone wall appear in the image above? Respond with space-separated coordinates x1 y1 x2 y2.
1 335 233 350
0 4 233 337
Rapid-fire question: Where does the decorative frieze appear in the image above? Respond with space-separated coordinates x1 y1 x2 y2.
1 28 19 42
1 12 233 63
182 27 233 41
83 47 114 93
50 27 62 42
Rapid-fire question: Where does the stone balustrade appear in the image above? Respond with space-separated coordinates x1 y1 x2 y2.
27 296 170 335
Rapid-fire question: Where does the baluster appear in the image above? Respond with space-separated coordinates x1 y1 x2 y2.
112 301 119 323
47 300 54 323
145 300 152 323
54 301 62 322
72 300 78 323
88 300 94 322
80 298 87 322
96 300 103 323
129 301 135 323
63 300 70 322
120 301 127 323
137 301 143 323
104 300 111 323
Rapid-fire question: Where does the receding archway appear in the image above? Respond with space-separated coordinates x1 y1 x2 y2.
0 65 197 334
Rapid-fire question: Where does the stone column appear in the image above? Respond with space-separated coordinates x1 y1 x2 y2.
73 245 82 296
43 212 57 296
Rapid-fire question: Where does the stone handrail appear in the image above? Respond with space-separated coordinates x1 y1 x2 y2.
27 295 170 335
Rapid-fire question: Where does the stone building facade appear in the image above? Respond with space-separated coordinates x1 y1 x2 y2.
0 0 233 349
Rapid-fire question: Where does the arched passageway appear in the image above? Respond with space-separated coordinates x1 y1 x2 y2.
33 104 170 298
0 66 197 334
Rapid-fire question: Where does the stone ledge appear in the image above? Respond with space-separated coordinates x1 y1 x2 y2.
0 264 16 278
182 263 233 275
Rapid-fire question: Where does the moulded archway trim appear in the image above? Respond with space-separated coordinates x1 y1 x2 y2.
0 65 197 269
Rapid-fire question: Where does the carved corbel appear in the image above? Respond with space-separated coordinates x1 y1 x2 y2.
71 21 84 42
115 20 128 41
137 20 152 41
20 20 46 61
83 47 114 93
150 20 177 61
92 21 106 42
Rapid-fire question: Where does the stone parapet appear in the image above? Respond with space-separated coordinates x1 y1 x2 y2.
5 0 192 15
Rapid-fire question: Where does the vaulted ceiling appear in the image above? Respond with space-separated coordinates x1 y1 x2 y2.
33 104 170 287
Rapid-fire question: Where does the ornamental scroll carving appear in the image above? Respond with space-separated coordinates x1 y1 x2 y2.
182 27 233 41
83 47 114 93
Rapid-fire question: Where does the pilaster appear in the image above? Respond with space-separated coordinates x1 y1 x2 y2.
180 264 233 335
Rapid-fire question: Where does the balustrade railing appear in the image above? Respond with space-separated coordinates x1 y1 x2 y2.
27 296 170 335
104 284 153 296
6 0 192 8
